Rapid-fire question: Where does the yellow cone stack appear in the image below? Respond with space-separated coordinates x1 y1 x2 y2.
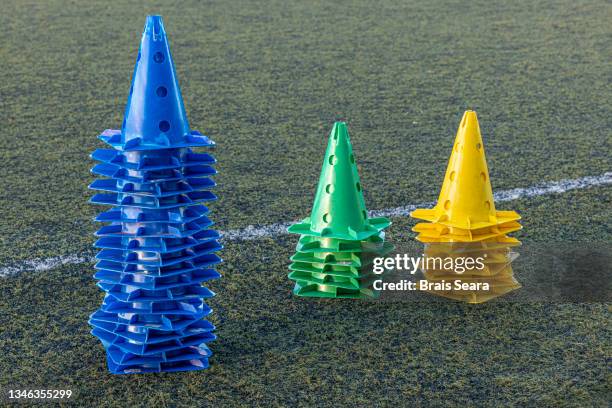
411 111 521 303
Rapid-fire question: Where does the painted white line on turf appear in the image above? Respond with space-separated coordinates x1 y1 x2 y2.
0 172 610 278
0 254 95 278
223 171 612 239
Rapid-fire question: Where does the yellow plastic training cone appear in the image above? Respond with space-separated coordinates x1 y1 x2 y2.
410 110 522 304
411 111 520 230
412 220 522 242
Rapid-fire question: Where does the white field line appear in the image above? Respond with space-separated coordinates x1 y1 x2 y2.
223 171 612 239
0 254 95 278
1 172 610 278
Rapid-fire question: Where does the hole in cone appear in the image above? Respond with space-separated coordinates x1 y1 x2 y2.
323 213 331 223
444 200 451 210
153 52 165 63
328 155 337 165
156 86 168 97
159 120 170 132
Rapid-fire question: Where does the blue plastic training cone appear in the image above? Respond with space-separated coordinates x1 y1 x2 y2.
88 15 222 374
99 15 213 151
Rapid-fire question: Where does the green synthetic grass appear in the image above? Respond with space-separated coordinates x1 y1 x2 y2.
1 187 611 406
1 0 611 262
0 0 610 406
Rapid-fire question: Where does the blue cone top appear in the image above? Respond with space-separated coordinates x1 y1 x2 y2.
100 16 213 151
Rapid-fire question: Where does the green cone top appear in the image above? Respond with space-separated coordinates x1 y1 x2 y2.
288 122 390 240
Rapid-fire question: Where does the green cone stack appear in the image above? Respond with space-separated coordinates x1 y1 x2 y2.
287 122 394 298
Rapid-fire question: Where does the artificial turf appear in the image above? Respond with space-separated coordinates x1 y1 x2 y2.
1 186 610 406
0 0 610 406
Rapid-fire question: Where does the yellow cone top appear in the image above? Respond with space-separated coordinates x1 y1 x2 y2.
411 111 520 230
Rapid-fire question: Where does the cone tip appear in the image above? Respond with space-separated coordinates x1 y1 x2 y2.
331 121 349 141
462 110 479 123
144 15 166 39
458 110 481 137
332 121 348 132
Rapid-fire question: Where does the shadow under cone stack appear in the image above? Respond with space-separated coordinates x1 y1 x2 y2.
288 122 394 298
410 111 521 303
88 16 222 373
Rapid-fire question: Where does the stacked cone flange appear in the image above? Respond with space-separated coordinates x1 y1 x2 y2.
288 122 394 299
410 111 521 303
88 16 222 373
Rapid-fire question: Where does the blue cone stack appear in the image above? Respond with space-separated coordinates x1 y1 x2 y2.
88 15 222 374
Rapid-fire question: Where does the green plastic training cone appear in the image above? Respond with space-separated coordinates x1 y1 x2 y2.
288 122 390 240
287 122 394 299
296 234 389 253
288 236 395 298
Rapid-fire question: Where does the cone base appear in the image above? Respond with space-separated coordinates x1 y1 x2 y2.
289 264 363 279
288 216 390 242
288 234 394 299
99 129 215 152
106 353 211 374
289 269 378 289
296 234 391 253
419 248 520 303
411 208 521 231
421 282 521 304
292 281 379 299
413 221 522 242
418 238 521 253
